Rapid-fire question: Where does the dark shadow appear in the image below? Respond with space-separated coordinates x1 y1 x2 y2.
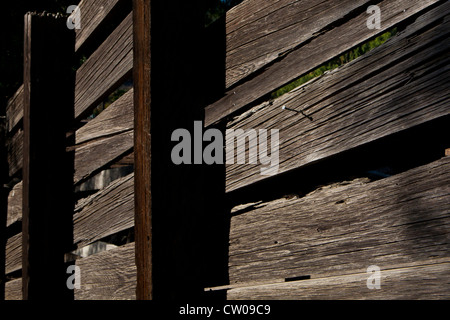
147 0 228 300
0 106 7 300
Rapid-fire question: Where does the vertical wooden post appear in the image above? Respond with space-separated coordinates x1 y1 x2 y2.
22 13 75 300
133 0 207 300
0 106 7 300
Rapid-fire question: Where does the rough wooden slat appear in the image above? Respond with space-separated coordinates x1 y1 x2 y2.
75 0 131 52
205 0 441 126
73 173 134 248
7 181 22 227
75 12 133 122
5 278 22 300
228 157 450 284
225 0 373 88
6 232 21 275
6 129 23 178
5 84 24 133
74 130 133 184
76 88 134 145
225 5 450 192
75 242 136 300
227 262 450 300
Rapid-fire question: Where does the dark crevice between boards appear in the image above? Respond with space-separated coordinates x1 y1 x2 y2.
4 269 21 283
66 227 134 263
226 114 450 209
285 275 311 282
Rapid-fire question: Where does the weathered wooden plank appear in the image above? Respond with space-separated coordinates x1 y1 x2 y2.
75 242 136 300
75 0 132 52
6 129 23 178
225 5 450 192
228 157 450 284
5 84 24 133
74 130 133 184
73 173 134 248
7 181 22 227
5 232 21 275
227 261 450 300
225 0 373 88
5 278 22 300
75 12 133 122
76 88 133 145
205 0 441 126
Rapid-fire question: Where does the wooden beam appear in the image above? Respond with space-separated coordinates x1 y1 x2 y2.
0 105 6 299
22 13 75 300
133 0 208 300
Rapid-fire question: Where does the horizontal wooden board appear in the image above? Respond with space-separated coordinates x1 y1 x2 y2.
73 173 134 248
75 12 133 121
5 84 24 133
229 157 450 284
205 0 441 126
7 180 22 227
76 88 134 145
6 232 22 275
4 278 22 300
225 0 373 88
227 261 450 299
6 128 23 177
75 0 130 52
74 130 133 184
75 242 136 300
225 5 450 192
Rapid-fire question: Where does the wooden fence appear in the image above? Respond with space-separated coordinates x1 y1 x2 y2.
1 0 449 300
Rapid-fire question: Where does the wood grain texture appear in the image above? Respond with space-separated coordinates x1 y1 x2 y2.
5 232 21 275
73 173 134 248
225 0 373 88
228 157 450 284
6 129 23 178
75 242 136 300
225 4 450 192
132 0 152 300
205 0 441 126
227 261 450 300
76 88 134 145
5 84 24 133
75 0 130 52
75 12 133 121
4 278 22 300
7 180 22 227
74 130 133 184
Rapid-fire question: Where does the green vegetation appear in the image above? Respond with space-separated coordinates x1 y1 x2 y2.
271 28 398 99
